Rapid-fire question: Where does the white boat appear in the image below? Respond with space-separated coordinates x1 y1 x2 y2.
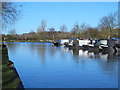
78 39 90 46
53 39 69 46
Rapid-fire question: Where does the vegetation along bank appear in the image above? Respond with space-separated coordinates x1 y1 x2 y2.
2 44 24 89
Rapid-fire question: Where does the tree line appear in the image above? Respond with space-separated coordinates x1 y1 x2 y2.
1 2 119 41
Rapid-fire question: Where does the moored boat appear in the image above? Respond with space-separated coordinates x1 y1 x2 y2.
101 38 120 53
53 39 69 46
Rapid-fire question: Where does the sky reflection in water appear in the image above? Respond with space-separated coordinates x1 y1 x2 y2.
6 42 119 88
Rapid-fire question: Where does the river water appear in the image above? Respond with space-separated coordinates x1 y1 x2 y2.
5 42 119 88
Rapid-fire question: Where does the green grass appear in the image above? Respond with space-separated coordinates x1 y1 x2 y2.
2 47 21 88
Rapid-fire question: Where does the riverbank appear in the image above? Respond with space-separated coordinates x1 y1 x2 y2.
2 44 24 89
2 40 53 43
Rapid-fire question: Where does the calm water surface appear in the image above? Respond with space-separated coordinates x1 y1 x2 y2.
6 42 119 88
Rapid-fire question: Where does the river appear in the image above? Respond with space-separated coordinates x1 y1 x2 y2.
5 42 119 88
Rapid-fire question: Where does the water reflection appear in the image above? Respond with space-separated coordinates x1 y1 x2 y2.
5 42 118 88
68 47 119 62
68 47 118 77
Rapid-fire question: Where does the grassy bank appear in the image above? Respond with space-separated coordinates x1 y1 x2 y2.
2 45 24 89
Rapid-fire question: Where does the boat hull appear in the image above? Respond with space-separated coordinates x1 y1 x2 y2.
53 42 62 46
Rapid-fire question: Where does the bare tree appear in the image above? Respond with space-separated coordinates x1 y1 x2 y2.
60 24 67 32
71 22 81 38
37 19 47 32
98 12 118 38
2 2 22 28
79 23 90 32
8 29 16 35
71 22 80 33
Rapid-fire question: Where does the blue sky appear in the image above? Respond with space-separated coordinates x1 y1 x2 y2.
5 2 118 34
